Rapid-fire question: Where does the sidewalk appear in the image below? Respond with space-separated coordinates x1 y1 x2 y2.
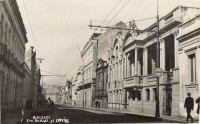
64 104 199 123
1 105 45 124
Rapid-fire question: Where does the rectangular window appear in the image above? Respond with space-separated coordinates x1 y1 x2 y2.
189 54 196 82
153 88 157 101
146 89 150 101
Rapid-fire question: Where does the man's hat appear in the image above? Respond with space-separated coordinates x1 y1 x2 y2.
187 92 191 96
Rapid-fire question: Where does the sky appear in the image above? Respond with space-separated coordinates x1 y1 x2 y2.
16 0 200 86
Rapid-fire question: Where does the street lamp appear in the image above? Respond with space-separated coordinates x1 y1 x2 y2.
155 0 160 118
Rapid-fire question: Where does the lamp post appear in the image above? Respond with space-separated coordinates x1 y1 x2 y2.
155 0 160 118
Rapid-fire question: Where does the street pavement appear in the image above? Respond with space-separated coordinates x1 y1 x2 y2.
20 104 164 124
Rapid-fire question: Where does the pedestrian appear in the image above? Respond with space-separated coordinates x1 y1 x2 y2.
184 92 194 122
196 96 200 114
95 100 98 108
48 97 54 114
98 99 101 109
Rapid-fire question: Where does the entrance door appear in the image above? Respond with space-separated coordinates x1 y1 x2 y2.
163 83 172 115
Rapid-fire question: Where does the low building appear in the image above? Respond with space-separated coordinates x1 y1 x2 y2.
75 67 84 106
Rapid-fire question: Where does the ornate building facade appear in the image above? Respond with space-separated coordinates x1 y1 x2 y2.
120 6 199 118
95 59 108 108
0 0 28 112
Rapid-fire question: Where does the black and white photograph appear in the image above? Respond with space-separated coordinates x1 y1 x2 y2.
0 0 200 123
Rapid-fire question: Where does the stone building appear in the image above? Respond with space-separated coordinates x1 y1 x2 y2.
75 66 84 106
65 80 72 105
93 22 128 110
78 33 100 107
0 0 28 112
25 46 41 109
95 59 108 108
107 32 127 110
71 76 78 106
22 62 31 109
120 6 199 118
176 14 200 118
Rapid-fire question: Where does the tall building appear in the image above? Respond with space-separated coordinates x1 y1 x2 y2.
96 21 127 110
25 46 41 109
78 33 100 107
176 13 200 118
0 0 28 112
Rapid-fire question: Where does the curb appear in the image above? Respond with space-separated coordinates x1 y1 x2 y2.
62 104 188 123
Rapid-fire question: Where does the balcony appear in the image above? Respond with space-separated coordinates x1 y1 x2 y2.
145 71 173 86
124 76 143 88
0 43 7 59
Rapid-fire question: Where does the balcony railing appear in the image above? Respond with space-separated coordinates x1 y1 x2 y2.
124 75 143 88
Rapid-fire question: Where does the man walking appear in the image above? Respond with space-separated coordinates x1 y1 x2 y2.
48 97 54 114
196 96 200 114
184 92 194 122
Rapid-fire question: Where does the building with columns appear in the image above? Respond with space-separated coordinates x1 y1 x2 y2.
121 6 199 118
107 31 127 110
0 0 27 112
94 21 128 110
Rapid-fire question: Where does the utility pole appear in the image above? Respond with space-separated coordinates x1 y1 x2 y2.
155 0 160 118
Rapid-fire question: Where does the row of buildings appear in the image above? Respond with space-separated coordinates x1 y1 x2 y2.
67 6 200 118
0 0 42 115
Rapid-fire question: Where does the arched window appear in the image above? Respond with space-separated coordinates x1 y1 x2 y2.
116 46 118 57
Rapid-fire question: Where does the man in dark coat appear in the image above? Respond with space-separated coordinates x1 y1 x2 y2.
184 92 194 122
196 97 200 114
48 97 54 114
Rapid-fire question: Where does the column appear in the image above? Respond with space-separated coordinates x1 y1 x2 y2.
174 31 179 67
131 52 135 76
196 46 200 96
122 57 125 79
160 39 165 70
178 50 185 100
135 48 138 75
127 53 130 77
143 48 148 75
138 61 141 75
125 54 127 78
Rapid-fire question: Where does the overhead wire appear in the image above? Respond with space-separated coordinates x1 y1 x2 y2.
22 0 39 52
106 0 130 26
41 69 62 75
99 0 122 26
64 21 83 79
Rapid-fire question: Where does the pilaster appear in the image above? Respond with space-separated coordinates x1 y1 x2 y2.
196 46 200 95
160 39 165 70
174 31 179 67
